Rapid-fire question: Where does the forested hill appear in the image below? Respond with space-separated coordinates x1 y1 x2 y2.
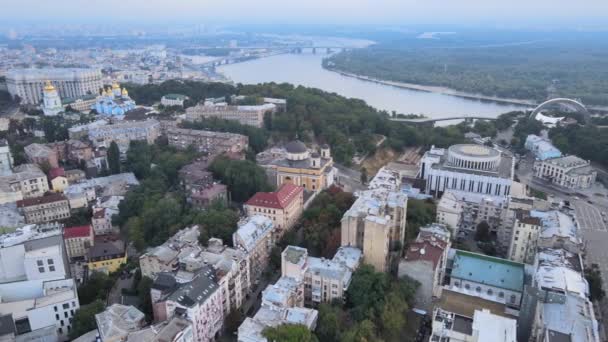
126 81 470 165
325 32 608 106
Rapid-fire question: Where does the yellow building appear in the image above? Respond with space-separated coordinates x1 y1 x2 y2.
263 141 336 192
88 239 127 274
51 176 68 192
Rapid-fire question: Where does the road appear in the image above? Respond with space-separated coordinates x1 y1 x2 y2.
334 163 365 192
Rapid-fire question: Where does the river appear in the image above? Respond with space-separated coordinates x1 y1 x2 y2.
217 52 528 122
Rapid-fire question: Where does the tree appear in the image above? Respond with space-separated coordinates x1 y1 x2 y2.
340 320 383 342
136 276 154 321
209 156 273 203
108 141 121 175
262 324 318 342
586 264 605 301
475 221 491 242
406 199 437 241
126 141 153 179
77 272 114 305
316 304 341 341
346 265 390 322
193 204 239 246
69 300 105 339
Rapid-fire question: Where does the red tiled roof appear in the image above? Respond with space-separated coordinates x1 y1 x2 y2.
48 167 65 180
16 193 67 207
64 225 92 239
404 237 448 270
93 208 106 219
245 183 304 209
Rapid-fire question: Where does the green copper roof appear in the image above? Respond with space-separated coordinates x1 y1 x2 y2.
451 250 524 292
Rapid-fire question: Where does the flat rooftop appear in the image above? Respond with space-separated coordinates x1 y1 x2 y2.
451 250 524 293
438 289 517 319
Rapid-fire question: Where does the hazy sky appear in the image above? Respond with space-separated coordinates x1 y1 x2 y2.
3 0 608 26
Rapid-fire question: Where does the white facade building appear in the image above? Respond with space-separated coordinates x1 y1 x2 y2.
233 216 274 284
42 81 63 116
0 139 14 176
534 155 596 189
436 192 463 232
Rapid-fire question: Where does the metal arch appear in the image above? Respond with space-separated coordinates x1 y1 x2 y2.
529 98 590 122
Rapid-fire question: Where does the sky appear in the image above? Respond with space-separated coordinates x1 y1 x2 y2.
2 0 608 27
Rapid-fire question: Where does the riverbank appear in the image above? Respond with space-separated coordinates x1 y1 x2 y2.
325 67 537 107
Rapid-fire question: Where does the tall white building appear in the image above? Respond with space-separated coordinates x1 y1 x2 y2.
0 139 14 176
6 68 103 105
42 81 63 116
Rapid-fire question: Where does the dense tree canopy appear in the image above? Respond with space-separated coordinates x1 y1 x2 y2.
69 300 105 340
208 155 273 203
263 324 319 342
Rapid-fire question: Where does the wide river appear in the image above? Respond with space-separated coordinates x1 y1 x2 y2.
218 53 527 121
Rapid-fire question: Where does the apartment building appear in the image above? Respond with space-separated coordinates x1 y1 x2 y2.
95 304 146 342
0 165 49 204
165 127 248 155
185 103 276 128
436 191 463 232
17 193 71 224
63 225 94 259
88 120 161 153
508 210 542 264
24 143 59 169
0 139 13 176
233 216 274 284
87 238 127 274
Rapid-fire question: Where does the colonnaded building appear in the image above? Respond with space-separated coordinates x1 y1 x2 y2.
5 68 103 105
419 144 514 199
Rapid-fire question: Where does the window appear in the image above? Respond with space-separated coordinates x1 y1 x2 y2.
63 303 69 309
70 310 74 316
54 306 58 312
510 295 517 303
49 266 56 272
47 259 54 265
37 260 43 266
487 289 493 296
55 314 59 320
464 284 470 290
38 267 45 273
64 312 68 318
58 328 62 334
476 287 481 293
454 281 460 287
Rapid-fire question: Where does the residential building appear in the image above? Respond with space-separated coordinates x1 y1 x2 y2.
24 143 59 169
49 167 68 193
508 210 542 264
525 135 562 161
5 68 103 105
140 226 202 279
0 278 80 341
161 94 188 107
531 210 582 254
0 139 14 176
151 266 224 342
68 120 108 140
281 245 362 306
398 223 450 311
91 208 114 235
185 102 275 128
447 250 525 310
257 141 336 192
165 127 248 155
341 188 408 272
430 308 517 342
419 144 514 198
64 173 138 210
244 183 304 238
179 160 228 209
190 184 228 209
123 315 194 342
88 120 161 154
534 155 596 189
436 191 463 232
17 193 71 224
63 225 94 259
87 237 126 274
0 165 49 204
233 216 274 284
64 169 86 184
62 94 97 113
95 304 146 342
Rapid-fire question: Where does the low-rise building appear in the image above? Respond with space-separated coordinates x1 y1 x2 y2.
88 237 126 274
88 120 161 154
398 223 451 311
430 308 517 342
0 165 49 204
140 226 202 279
0 139 14 176
161 94 189 107
244 184 304 239
233 216 274 284
17 193 71 224
24 143 59 169
63 225 94 259
436 191 463 232
525 135 562 161
165 127 248 155
65 169 86 184
49 167 68 193
534 155 596 189
95 304 146 342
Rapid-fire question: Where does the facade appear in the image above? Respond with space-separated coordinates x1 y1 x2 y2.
87 238 127 274
436 191 463 232
419 144 514 199
341 188 408 272
161 94 188 107
398 224 450 311
233 216 274 284
63 225 94 259
447 250 525 309
525 135 562 161
430 308 517 342
24 143 59 169
62 94 97 112
5 68 103 105
508 210 542 264
185 103 275 128
0 139 13 176
49 168 69 193
151 266 224 342
165 127 248 155
257 141 336 192
17 193 71 224
179 160 228 209
244 183 304 239
534 155 596 189
0 165 49 204
93 83 136 117
42 81 63 116
95 304 146 342
88 120 161 154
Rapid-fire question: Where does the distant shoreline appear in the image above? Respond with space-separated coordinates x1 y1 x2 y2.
325 67 537 108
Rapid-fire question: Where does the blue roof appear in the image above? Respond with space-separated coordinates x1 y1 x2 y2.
451 250 524 292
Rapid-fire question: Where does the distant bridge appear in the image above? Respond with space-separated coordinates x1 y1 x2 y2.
529 98 590 123
389 116 497 124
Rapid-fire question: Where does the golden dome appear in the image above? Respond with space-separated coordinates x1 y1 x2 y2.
43 80 55 92
121 87 129 96
112 82 120 89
